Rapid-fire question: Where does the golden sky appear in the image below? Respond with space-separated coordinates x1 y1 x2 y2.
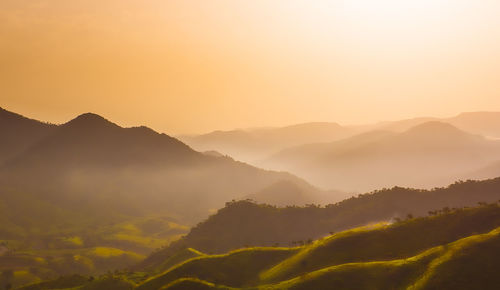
1 0 500 134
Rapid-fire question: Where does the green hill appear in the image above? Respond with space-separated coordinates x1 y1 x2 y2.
136 204 500 290
16 203 500 289
141 177 500 271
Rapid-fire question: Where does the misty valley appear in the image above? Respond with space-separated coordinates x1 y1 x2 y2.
1 108 500 289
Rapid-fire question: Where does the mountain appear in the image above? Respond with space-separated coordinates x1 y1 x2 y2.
179 122 359 164
446 111 500 138
0 109 326 226
180 112 500 168
264 121 500 192
138 178 500 271
0 107 56 164
374 112 500 138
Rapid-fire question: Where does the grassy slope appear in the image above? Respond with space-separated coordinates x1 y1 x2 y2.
154 205 500 290
266 227 500 290
158 226 500 290
260 204 500 283
137 248 298 290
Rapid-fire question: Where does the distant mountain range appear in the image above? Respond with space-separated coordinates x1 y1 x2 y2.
179 112 500 186
264 121 500 192
178 122 361 164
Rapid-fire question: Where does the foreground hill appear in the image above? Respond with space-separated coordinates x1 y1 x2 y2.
265 121 500 192
20 203 500 289
138 177 500 272
135 204 500 290
179 122 359 164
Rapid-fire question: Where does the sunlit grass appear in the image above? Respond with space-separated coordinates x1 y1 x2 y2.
259 222 389 283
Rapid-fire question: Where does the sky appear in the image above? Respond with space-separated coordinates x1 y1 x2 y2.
1 0 500 134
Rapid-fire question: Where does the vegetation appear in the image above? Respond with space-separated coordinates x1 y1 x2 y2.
142 177 500 269
11 202 500 289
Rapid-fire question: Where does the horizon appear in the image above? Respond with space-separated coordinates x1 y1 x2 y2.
2 105 499 135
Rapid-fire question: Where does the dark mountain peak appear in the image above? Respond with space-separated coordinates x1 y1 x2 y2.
63 112 118 130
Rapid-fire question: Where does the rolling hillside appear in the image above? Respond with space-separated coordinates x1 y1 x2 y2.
138 177 500 272
25 203 500 290
136 204 500 290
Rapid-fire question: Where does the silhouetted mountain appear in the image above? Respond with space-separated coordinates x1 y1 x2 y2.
179 122 359 164
0 109 327 228
0 107 56 164
139 178 500 268
265 122 500 192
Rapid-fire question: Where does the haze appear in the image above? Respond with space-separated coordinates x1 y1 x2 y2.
2 0 500 134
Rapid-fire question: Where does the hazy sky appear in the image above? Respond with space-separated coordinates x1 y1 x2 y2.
1 0 500 134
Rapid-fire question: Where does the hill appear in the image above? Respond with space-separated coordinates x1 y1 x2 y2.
134 203 500 289
179 122 359 164
265 121 500 192
15 200 500 289
138 177 500 271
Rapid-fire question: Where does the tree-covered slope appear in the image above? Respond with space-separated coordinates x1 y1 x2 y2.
141 177 500 270
144 204 500 290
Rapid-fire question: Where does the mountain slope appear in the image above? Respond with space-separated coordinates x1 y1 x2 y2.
0 107 56 164
265 121 500 191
